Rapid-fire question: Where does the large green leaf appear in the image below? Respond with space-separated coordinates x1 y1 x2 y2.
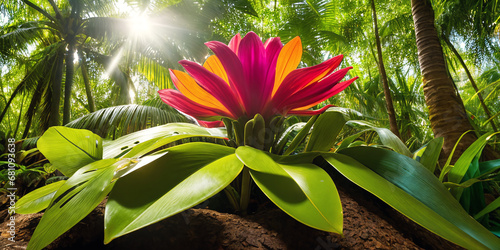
334 147 500 249
27 159 119 250
103 123 226 159
104 142 243 243
415 137 443 173
37 126 103 176
305 109 346 152
236 146 342 234
346 120 412 157
16 181 66 214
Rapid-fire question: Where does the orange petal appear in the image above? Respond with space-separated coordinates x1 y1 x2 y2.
170 69 230 113
273 36 302 96
203 55 230 85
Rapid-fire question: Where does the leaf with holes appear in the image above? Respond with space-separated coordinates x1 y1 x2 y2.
103 123 227 159
104 142 243 243
37 126 103 176
27 159 118 250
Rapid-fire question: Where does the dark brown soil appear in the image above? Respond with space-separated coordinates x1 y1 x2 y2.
0 175 463 250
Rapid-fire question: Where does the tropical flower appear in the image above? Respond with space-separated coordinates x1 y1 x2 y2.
159 32 358 127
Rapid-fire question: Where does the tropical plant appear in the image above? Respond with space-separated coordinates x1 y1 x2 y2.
410 0 479 162
16 32 500 250
412 131 500 237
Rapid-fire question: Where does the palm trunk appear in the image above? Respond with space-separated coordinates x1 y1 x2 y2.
81 56 96 112
63 43 75 124
411 0 477 163
442 34 498 132
371 0 401 139
49 50 64 127
0 86 21 124
13 93 26 137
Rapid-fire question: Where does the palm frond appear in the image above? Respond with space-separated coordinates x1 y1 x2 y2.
83 17 129 42
66 104 188 139
0 22 52 56
137 56 173 90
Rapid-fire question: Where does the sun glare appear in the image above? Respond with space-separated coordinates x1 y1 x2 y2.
129 15 152 35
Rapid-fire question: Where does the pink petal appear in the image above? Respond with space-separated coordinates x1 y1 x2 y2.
179 60 244 118
273 55 343 106
158 89 233 119
205 40 250 112
228 33 242 54
284 72 357 112
263 37 283 104
237 32 268 115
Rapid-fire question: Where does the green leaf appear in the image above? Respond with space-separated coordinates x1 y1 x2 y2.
416 137 443 173
236 146 342 234
273 122 307 154
27 159 119 250
104 142 243 243
305 110 346 152
334 147 500 249
37 126 103 176
449 132 499 184
336 131 365 152
103 123 226 159
474 196 500 220
283 115 318 155
479 159 500 173
16 181 66 214
346 120 412 157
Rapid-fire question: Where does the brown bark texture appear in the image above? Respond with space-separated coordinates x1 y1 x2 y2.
442 34 498 132
411 0 477 163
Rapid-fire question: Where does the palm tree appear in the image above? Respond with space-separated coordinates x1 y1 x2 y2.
410 0 478 162
370 0 401 139
435 0 500 132
0 0 210 136
0 0 122 131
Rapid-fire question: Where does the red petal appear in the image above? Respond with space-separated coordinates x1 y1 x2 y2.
288 104 336 116
158 89 234 119
280 68 356 112
273 55 343 106
237 32 268 115
205 40 250 112
179 60 244 118
263 37 283 103
196 120 225 128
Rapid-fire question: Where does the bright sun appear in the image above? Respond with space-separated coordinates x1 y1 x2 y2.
129 15 152 35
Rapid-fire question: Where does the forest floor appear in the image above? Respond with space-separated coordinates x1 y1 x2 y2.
0 175 463 249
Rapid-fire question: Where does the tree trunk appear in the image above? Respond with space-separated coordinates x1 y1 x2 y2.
442 34 498 132
371 0 401 139
49 50 64 127
63 43 75 125
13 93 26 137
81 56 96 113
411 0 477 163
